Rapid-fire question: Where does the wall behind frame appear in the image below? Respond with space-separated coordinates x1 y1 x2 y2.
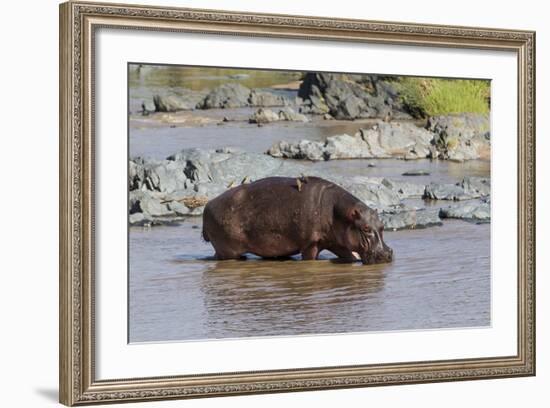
0 0 545 407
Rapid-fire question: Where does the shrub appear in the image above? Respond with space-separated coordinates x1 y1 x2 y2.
397 77 490 117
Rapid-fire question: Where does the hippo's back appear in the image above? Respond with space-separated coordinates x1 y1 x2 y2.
202 177 334 254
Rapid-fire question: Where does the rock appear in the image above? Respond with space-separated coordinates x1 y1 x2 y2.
129 212 145 225
334 94 366 119
193 182 227 199
323 113 334 120
277 107 309 122
153 94 192 112
424 177 491 201
424 182 470 201
192 85 291 110
360 121 434 159
128 147 486 229
462 176 491 197
166 148 303 186
266 121 434 160
380 207 442 231
198 83 251 109
197 85 291 109
381 178 425 198
129 159 145 190
212 152 290 184
249 107 309 124
297 73 412 119
248 90 288 107
166 148 220 184
299 94 330 115
344 181 401 210
130 190 174 217
439 201 491 222
267 140 326 161
427 113 490 161
402 170 430 176
215 146 245 154
129 159 188 193
323 134 372 160
141 100 156 114
153 91 203 112
157 161 189 193
167 200 191 216
249 108 281 124
161 197 207 216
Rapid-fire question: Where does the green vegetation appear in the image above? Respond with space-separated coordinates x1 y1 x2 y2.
397 77 490 117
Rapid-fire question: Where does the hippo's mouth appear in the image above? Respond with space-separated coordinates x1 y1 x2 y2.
360 252 375 265
359 249 393 265
358 228 393 265
352 250 391 265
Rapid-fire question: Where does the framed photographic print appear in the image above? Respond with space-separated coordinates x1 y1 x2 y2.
59 1 536 405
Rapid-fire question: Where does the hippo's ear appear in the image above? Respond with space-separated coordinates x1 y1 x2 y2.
346 207 362 222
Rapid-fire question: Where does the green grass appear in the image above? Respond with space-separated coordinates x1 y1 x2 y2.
397 77 490 117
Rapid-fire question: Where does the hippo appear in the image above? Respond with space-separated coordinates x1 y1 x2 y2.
202 176 393 265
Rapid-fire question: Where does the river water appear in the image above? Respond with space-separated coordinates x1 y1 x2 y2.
130 220 490 342
128 65 491 343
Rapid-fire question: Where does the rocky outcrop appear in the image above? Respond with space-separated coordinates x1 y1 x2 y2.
249 108 280 124
439 200 490 222
152 91 204 112
249 107 309 124
427 114 490 161
267 114 490 162
147 85 291 112
359 122 435 159
424 177 490 201
277 107 309 122
267 139 326 161
248 90 289 107
196 84 290 109
381 178 426 199
297 73 412 120
128 148 490 228
380 207 443 231
267 121 435 161
197 83 252 109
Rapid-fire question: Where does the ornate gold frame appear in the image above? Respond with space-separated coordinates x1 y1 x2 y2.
59 1 536 405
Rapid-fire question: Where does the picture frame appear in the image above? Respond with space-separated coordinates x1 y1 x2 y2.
59 1 536 405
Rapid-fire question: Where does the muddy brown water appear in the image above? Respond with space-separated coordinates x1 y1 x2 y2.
129 219 490 342
128 67 490 343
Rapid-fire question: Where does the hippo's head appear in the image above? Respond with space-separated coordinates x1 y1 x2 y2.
343 203 393 265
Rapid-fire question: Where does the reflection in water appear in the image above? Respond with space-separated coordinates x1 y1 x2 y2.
129 219 490 343
197 259 387 338
129 65 301 91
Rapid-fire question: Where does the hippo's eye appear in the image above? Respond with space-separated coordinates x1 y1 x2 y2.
362 226 375 237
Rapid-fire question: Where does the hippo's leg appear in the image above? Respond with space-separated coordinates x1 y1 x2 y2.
301 243 319 261
214 250 246 261
329 246 360 262
212 242 247 260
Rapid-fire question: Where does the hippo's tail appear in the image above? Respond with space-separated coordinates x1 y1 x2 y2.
202 228 210 242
